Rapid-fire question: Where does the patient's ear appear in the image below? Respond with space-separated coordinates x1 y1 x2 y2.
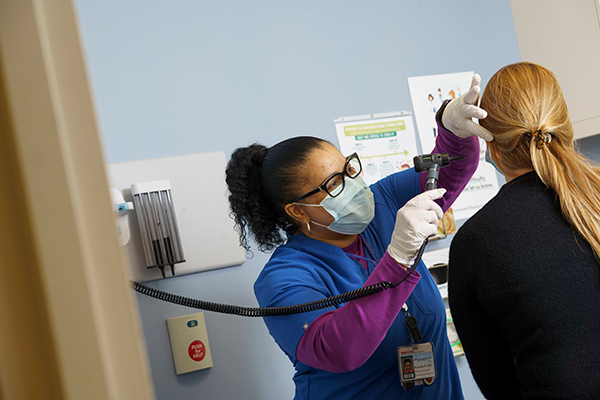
488 145 504 169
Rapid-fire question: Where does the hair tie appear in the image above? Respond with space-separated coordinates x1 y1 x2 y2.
251 145 269 168
259 147 269 164
529 130 553 149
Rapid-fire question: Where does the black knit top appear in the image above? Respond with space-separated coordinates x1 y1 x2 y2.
448 171 600 399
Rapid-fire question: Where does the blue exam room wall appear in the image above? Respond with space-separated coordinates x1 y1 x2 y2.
73 1 522 399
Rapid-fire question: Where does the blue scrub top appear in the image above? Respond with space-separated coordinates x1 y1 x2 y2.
254 169 463 400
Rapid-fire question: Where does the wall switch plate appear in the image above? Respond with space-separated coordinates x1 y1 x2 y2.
166 312 213 374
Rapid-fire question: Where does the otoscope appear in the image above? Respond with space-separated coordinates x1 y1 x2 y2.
413 153 464 190
132 153 463 317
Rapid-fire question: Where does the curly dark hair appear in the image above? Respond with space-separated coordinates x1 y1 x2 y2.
225 137 329 253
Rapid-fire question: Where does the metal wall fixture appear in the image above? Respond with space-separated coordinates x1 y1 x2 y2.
131 179 185 278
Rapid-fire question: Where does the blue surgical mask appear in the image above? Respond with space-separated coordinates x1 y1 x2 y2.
293 176 375 235
485 147 502 174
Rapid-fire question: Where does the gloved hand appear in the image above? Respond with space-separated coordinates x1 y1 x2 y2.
441 74 494 142
387 189 445 266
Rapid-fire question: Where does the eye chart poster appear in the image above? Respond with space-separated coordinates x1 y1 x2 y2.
408 72 500 221
334 111 419 186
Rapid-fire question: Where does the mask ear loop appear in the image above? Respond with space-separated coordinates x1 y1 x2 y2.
291 202 321 235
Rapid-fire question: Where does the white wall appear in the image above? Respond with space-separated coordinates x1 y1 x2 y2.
510 0 600 139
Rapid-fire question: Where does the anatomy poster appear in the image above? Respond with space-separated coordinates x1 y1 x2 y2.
407 71 474 154
334 112 419 186
408 72 500 220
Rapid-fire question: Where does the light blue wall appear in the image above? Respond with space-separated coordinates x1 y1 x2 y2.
74 1 521 399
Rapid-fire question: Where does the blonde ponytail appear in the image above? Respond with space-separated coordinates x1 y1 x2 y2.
533 135 600 261
481 62 600 261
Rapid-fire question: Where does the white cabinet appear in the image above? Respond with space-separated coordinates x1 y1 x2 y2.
510 0 600 139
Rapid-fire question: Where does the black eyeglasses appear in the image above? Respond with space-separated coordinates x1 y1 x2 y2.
289 153 362 203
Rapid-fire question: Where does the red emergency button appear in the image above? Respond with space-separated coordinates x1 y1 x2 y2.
188 340 206 362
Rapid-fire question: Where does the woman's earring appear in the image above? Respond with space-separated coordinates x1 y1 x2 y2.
306 221 312 236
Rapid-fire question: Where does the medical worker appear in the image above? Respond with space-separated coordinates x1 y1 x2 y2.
225 75 491 399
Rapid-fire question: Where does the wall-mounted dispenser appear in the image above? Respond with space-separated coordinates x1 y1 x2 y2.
131 179 185 278
107 151 246 282
110 188 134 246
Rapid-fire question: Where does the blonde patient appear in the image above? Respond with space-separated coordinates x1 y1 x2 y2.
448 62 600 399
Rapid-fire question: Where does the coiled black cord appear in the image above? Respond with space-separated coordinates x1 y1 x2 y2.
131 238 428 317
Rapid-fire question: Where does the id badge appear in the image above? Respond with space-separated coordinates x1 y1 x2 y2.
397 342 436 389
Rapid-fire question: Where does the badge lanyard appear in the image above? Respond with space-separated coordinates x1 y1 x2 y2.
398 303 436 389
343 235 378 273
344 236 425 350
344 235 437 390
402 304 423 343
346 235 425 347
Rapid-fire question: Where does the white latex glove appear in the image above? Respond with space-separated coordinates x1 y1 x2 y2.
387 189 446 266
441 74 494 142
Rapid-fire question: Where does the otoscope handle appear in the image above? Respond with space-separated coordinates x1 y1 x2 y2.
425 164 440 191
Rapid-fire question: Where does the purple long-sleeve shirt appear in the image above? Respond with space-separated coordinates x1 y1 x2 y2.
296 122 479 372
